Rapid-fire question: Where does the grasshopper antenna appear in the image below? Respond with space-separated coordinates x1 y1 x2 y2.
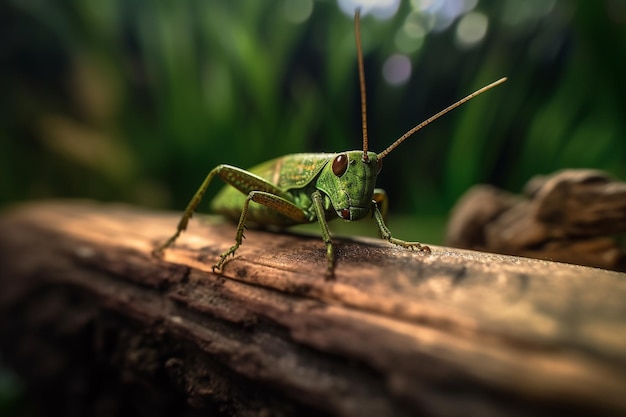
355 9 369 162
377 77 507 160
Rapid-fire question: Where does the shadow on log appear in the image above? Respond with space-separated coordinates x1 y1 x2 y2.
1 200 626 417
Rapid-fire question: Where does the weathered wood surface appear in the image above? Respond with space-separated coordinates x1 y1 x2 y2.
447 169 626 272
1 200 626 417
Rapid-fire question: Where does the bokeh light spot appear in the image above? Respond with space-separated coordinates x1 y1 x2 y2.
382 54 412 86
455 11 488 48
410 0 479 34
338 0 400 20
283 0 314 24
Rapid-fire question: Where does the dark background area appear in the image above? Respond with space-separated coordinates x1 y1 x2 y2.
1 0 625 240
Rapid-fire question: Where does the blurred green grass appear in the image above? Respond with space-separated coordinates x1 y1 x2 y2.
1 0 625 247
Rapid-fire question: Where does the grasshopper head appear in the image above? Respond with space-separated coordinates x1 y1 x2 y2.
316 150 380 221
317 10 505 222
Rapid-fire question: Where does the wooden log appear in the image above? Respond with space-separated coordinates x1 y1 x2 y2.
1 200 625 417
446 169 626 272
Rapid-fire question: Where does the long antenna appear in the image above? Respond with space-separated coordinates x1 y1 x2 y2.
377 77 507 160
355 9 369 162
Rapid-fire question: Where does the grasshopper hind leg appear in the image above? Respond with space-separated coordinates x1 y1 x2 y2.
152 167 223 258
153 163 296 261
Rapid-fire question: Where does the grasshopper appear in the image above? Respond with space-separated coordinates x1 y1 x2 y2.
153 10 506 278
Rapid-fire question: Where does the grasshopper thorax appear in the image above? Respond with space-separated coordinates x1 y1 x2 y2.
315 150 380 221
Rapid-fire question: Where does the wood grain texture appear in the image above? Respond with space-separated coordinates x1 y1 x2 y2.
446 170 626 271
1 200 625 417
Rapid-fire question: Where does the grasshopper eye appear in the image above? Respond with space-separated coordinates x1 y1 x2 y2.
332 154 348 177
377 158 383 174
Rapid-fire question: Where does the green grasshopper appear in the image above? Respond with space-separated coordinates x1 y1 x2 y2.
154 10 506 278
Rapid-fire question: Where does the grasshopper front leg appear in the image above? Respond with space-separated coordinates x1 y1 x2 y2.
312 190 335 279
371 190 431 253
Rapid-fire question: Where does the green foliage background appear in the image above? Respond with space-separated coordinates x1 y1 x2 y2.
1 0 625 244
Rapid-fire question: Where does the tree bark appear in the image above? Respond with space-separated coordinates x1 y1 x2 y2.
1 200 625 417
